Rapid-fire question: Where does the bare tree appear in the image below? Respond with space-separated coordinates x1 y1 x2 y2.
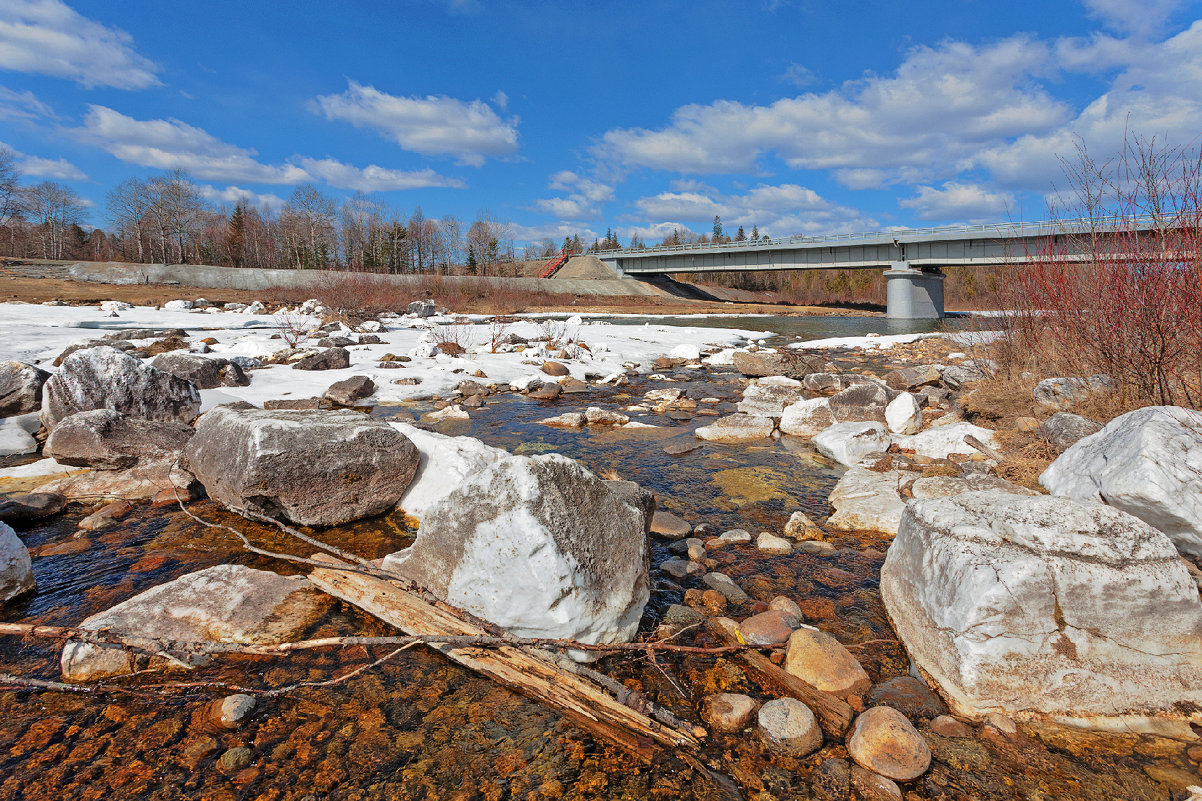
144 170 209 264
0 147 22 256
21 180 84 259
280 184 337 269
106 177 153 263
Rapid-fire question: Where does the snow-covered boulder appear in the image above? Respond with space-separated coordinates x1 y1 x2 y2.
0 413 38 457
41 346 201 432
813 422 890 467
163 299 193 311
1041 406 1202 557
45 409 193 469
737 382 808 420
0 521 35 603
695 413 775 442
885 392 922 435
881 491 1202 736
0 361 49 418
669 343 701 361
60 565 331 681
387 424 507 520
892 421 997 459
779 397 835 437
827 467 905 535
382 453 653 660
184 404 419 526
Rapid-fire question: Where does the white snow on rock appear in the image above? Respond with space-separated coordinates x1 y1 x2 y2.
381 453 653 660
695 414 776 442
1040 406 1202 558
737 382 808 420
813 422 890 467
670 343 701 360
892 421 997 459
0 413 38 456
826 467 906 535
881 491 1202 737
0 521 35 603
388 423 508 521
885 392 922 435
779 397 835 438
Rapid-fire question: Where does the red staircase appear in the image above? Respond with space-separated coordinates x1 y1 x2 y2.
539 251 570 279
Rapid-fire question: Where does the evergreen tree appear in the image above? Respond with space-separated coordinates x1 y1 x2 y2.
466 244 478 275
712 215 723 242
751 224 759 240
735 225 746 241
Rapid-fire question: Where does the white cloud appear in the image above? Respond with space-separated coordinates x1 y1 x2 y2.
598 36 1069 181
297 158 464 192
899 182 1015 222
492 90 509 110
632 183 875 234
510 221 599 244
0 139 85 180
310 81 519 166
780 63 816 88
198 184 286 210
534 170 615 219
1082 0 1186 38
0 85 54 121
0 0 159 89
74 106 464 193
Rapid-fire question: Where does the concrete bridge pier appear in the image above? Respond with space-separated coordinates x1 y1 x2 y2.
885 262 944 319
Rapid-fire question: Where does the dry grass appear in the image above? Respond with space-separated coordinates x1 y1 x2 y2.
994 439 1059 491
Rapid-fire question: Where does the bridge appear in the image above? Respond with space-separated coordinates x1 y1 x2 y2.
597 216 1161 318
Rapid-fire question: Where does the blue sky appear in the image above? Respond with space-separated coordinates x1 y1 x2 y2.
1 0 1201 246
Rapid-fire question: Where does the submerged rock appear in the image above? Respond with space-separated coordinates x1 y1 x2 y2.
382 453 653 659
185 404 419 526
41 346 201 431
45 409 194 469
0 521 35 602
758 697 822 756
846 706 931 782
1040 406 1202 557
694 413 775 442
784 626 872 698
703 693 758 733
881 490 1202 736
61 565 330 681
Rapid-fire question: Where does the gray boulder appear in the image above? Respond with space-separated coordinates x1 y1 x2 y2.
1033 375 1113 409
291 347 351 371
1041 406 1202 557
829 382 890 424
382 453 653 659
323 375 376 406
60 565 331 681
45 409 194 469
1037 412 1102 452
41 346 201 432
881 491 1202 736
150 352 249 389
884 364 942 391
737 380 807 419
732 350 821 379
0 361 49 418
941 362 991 390
184 404 419 526
813 421 890 467
0 521 35 603
407 300 437 317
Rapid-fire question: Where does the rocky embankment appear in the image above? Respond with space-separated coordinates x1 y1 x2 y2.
3 296 1202 799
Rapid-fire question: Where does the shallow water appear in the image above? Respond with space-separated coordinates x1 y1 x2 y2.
0 362 1196 800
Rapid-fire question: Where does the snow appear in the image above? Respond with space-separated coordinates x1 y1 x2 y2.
790 332 938 351
0 301 760 408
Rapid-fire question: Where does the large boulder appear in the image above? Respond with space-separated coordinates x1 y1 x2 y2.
737 381 808 420
881 491 1202 736
60 565 331 681
1033 375 1113 409
884 364 942 392
44 409 194 469
1 521 35 603
813 422 890 467
0 361 49 418
184 404 419 526
829 383 890 424
41 346 201 432
827 468 906 535
884 392 921 435
1040 406 1202 557
381 453 653 658
779 397 836 437
893 421 998 460
732 350 821 379
387 423 507 520
150 352 249 389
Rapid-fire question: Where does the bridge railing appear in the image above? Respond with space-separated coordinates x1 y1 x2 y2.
598 214 1171 258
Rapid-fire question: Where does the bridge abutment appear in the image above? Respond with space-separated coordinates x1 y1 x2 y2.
884 262 944 319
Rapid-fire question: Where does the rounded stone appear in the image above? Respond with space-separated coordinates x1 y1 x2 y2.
218 746 253 772
702 693 758 733
768 596 803 619
866 676 948 720
758 697 822 756
846 706 932 782
930 715 975 738
739 610 800 646
650 511 692 538
850 765 903 801
784 627 872 698
209 693 257 729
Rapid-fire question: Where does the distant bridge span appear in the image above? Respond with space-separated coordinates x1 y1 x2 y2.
597 216 1164 318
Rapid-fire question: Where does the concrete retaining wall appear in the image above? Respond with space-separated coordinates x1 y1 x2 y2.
67 261 668 298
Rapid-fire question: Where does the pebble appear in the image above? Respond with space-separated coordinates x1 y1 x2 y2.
218 746 253 772
758 697 822 756
930 715 975 738
664 441 702 456
661 557 703 578
739 609 800 646
768 596 803 619
650 511 692 538
661 604 703 629
757 532 792 555
849 765 903 801
703 693 758 733
701 572 750 604
719 528 752 543
846 706 932 782
686 539 707 562
784 627 872 698
982 711 1018 737
799 540 837 556
209 693 256 729
784 510 824 540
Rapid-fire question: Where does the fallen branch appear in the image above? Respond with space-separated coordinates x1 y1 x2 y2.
964 433 1006 463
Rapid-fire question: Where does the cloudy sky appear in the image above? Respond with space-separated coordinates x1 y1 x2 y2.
1 0 1200 245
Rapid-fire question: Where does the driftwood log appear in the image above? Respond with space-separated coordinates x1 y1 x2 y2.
307 553 703 761
705 618 855 737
